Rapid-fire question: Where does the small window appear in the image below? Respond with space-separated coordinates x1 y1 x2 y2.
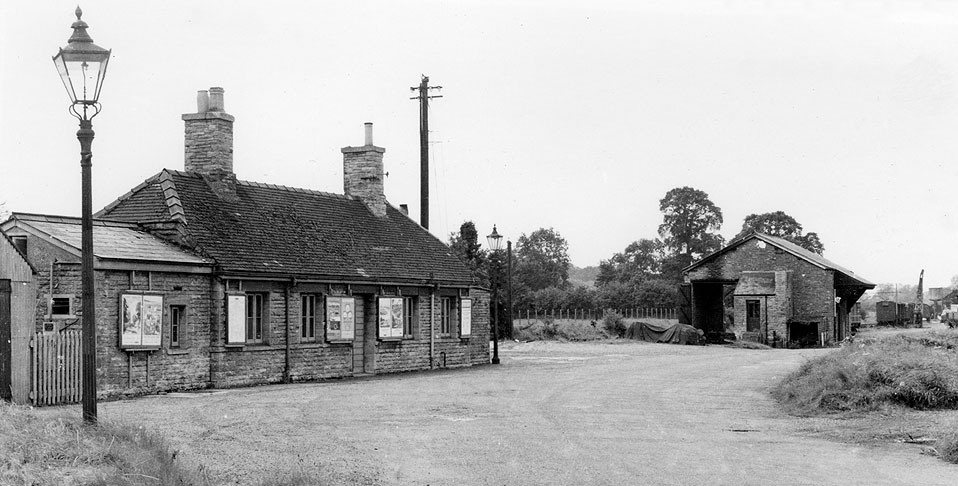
50 296 73 317
170 305 185 347
11 235 27 256
301 294 318 342
440 297 452 336
403 297 416 338
246 293 267 344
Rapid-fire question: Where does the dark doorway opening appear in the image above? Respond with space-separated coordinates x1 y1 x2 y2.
788 321 819 347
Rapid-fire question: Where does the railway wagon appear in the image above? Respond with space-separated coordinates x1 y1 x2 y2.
876 300 914 326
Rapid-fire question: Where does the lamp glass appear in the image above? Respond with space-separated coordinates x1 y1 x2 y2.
53 47 110 105
487 226 504 251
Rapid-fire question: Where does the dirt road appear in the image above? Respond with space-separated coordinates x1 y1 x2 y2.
100 341 956 485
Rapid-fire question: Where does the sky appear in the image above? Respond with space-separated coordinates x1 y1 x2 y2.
2 0 958 289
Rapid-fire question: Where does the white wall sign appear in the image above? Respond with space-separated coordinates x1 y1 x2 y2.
460 298 472 337
227 294 247 344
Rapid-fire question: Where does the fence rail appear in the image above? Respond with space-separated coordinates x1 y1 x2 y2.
31 330 82 406
514 308 677 323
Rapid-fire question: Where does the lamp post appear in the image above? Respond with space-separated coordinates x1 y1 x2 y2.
487 226 503 364
53 6 111 424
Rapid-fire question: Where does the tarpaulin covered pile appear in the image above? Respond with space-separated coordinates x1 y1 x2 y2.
625 321 704 345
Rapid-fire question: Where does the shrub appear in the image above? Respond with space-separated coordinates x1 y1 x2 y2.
514 318 607 342
773 333 958 415
938 429 958 464
602 311 626 338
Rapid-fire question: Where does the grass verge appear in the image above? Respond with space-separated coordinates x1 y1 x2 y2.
772 329 958 463
0 402 209 486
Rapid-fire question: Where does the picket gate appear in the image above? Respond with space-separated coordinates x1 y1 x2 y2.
30 330 82 406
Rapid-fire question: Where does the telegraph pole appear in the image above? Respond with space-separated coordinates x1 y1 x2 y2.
410 75 442 230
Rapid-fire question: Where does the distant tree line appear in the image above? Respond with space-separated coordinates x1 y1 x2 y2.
449 186 825 338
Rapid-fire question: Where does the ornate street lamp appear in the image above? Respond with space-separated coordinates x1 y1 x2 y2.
487 226 503 364
53 6 110 424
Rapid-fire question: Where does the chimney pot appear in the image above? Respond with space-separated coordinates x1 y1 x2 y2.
209 87 225 112
197 90 209 113
364 122 373 146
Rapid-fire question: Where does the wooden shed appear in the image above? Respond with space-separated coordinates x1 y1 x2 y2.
0 229 37 404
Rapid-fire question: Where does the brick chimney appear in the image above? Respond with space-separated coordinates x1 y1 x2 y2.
342 122 387 217
182 87 234 178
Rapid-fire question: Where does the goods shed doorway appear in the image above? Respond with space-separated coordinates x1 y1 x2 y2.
690 281 734 342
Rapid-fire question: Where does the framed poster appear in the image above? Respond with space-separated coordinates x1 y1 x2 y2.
460 299 472 337
226 294 247 345
378 297 405 339
326 296 355 341
119 293 164 350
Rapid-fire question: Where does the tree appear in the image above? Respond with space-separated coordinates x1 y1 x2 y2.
514 227 571 292
596 238 665 287
658 187 724 267
734 211 825 255
448 221 485 284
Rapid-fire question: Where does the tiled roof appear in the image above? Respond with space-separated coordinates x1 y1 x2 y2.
8 213 209 265
99 170 474 285
686 232 875 288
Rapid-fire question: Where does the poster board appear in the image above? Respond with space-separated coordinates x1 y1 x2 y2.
460 299 472 337
119 293 163 350
326 296 355 342
226 294 247 345
378 297 405 339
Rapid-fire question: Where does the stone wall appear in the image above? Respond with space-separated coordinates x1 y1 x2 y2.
209 280 490 388
689 238 837 343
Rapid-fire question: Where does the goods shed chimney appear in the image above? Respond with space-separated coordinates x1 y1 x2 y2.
342 123 387 217
182 87 235 178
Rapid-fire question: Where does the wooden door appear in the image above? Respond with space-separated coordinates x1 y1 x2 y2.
746 299 761 332
0 280 10 400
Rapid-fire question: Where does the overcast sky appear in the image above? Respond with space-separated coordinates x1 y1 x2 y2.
2 0 957 289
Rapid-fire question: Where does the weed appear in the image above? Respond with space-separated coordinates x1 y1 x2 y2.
773 331 958 415
0 402 209 486
602 312 626 338
937 429 958 464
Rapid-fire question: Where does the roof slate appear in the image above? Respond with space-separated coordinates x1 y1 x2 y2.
99 170 474 285
686 232 874 288
10 214 209 265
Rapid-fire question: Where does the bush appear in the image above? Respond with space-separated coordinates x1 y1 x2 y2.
602 311 626 338
938 429 958 464
773 333 958 415
514 318 607 342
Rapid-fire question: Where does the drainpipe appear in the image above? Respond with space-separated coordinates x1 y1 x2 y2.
284 281 292 383
430 290 437 368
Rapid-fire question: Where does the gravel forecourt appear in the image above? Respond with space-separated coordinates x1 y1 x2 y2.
97 341 957 485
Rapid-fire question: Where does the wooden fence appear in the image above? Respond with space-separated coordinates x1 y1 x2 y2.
31 330 82 406
515 307 677 323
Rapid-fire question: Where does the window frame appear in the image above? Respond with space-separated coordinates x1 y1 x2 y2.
301 293 319 343
403 296 416 339
169 305 185 348
246 292 268 345
439 297 453 337
48 294 74 318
